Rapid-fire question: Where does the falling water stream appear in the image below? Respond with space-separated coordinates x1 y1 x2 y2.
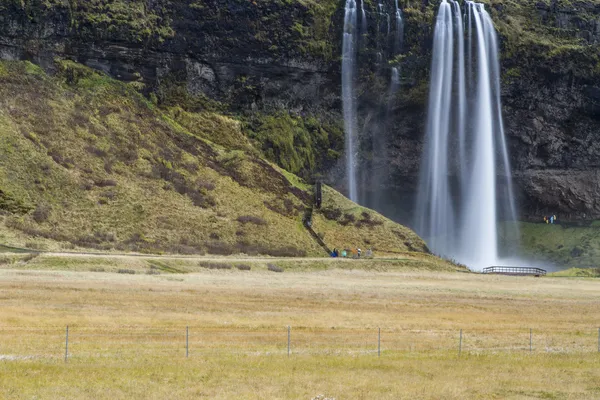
394 0 404 54
416 0 518 270
342 0 358 201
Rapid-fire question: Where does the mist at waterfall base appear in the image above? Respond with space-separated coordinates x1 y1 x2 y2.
415 0 520 271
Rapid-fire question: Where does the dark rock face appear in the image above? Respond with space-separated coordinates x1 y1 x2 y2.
497 1 600 221
0 0 336 114
1 0 600 223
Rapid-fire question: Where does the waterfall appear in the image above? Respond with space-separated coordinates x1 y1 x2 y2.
342 0 358 202
394 0 404 54
415 0 518 270
391 67 400 91
453 1 467 187
416 0 455 258
361 0 367 34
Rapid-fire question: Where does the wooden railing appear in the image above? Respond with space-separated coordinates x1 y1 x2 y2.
482 266 547 276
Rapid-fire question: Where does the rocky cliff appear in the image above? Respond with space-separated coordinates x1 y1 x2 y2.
1 0 599 224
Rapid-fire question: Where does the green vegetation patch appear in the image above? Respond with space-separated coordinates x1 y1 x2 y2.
243 112 343 179
501 221 600 268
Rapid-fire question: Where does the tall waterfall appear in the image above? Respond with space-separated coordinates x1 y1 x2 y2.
342 0 358 201
415 0 518 270
394 0 404 54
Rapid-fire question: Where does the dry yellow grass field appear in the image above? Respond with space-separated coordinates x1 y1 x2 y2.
1 256 600 399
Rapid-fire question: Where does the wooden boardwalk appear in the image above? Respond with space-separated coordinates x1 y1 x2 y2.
482 266 547 277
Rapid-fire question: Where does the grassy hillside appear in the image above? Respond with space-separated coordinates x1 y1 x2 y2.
500 221 600 268
0 60 426 256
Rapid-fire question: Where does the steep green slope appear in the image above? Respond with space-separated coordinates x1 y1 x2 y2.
0 60 426 256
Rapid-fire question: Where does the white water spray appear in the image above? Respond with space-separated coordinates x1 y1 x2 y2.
342 0 358 202
416 0 518 270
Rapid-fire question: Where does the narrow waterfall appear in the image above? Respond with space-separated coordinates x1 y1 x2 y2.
415 0 518 270
394 0 404 54
341 0 405 206
390 67 400 92
361 0 367 34
342 0 358 202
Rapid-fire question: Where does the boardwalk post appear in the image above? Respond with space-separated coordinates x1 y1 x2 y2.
378 328 381 357
530 329 532 353
287 326 291 357
65 325 69 363
459 329 462 356
186 326 189 358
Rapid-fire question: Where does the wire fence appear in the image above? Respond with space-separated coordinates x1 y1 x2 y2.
1 326 599 361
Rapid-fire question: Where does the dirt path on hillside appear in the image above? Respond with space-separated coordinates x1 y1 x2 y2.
40 251 423 263
2 243 441 265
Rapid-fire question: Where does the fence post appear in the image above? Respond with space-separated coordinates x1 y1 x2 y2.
65 325 69 363
378 328 381 357
287 326 291 357
186 326 189 358
459 329 462 356
530 328 532 353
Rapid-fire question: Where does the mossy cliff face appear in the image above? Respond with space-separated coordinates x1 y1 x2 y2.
0 0 342 179
1 0 600 222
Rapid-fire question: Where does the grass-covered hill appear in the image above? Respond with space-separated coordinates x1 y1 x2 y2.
499 221 600 269
0 60 427 256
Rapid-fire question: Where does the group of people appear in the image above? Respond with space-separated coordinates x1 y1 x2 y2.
543 215 558 224
331 248 373 258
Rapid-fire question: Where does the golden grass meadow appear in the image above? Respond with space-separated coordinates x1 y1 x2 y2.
1 254 600 399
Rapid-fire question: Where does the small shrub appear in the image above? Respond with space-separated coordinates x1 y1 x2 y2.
188 190 216 208
174 244 203 255
269 246 306 257
196 178 216 191
90 267 105 272
117 269 136 274
267 263 283 273
95 179 117 187
236 215 267 225
198 262 233 270
206 241 234 255
236 264 251 271
86 146 108 158
102 191 117 200
571 247 584 257
21 253 39 263
32 203 51 223
0 256 11 265
146 268 161 275
340 213 356 226
321 207 342 221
